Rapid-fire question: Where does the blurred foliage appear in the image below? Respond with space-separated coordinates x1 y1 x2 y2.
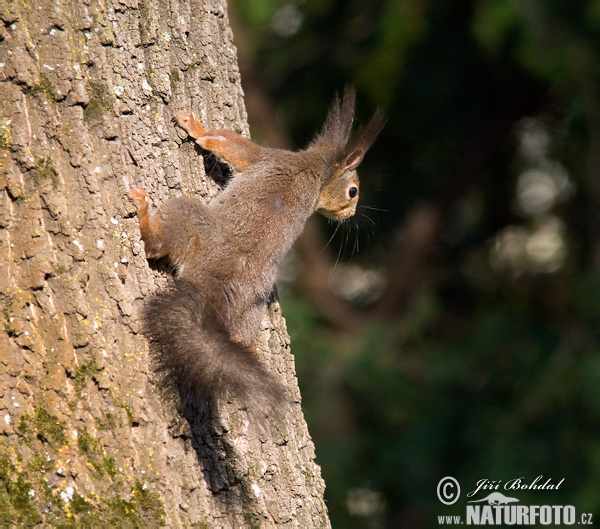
233 0 600 526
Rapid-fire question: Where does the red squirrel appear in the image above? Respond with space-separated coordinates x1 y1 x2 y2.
128 87 384 420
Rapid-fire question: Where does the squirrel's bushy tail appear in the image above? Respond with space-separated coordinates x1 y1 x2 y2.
143 279 288 418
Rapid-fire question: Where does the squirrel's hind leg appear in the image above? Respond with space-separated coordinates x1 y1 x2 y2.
127 188 170 260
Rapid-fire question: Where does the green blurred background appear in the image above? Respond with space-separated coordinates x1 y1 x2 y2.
230 1 600 526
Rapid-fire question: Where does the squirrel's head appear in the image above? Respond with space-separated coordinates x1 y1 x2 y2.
310 87 385 221
316 167 360 220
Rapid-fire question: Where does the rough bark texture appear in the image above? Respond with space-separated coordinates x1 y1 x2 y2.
0 0 329 526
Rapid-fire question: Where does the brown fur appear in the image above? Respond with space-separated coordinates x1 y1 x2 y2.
128 88 383 420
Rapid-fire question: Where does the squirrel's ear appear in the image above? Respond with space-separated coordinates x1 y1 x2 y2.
339 148 366 172
340 109 386 172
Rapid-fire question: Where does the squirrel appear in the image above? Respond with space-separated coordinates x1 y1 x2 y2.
127 87 384 420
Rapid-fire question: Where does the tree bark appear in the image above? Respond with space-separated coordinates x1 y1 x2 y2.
0 0 329 526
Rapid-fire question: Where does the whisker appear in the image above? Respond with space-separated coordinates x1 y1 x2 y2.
322 221 341 255
359 212 377 241
353 218 360 257
359 211 376 226
360 205 388 212
334 220 347 270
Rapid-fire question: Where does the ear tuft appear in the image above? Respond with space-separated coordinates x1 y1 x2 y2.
310 86 356 151
339 108 386 171
310 87 385 172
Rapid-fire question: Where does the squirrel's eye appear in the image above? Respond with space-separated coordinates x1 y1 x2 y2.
348 186 358 199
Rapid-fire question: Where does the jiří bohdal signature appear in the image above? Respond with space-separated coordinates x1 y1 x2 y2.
467 475 564 498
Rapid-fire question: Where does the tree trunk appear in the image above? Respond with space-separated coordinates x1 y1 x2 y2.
0 0 329 526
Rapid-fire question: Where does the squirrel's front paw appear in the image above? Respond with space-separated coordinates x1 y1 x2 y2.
127 187 150 212
174 111 207 139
